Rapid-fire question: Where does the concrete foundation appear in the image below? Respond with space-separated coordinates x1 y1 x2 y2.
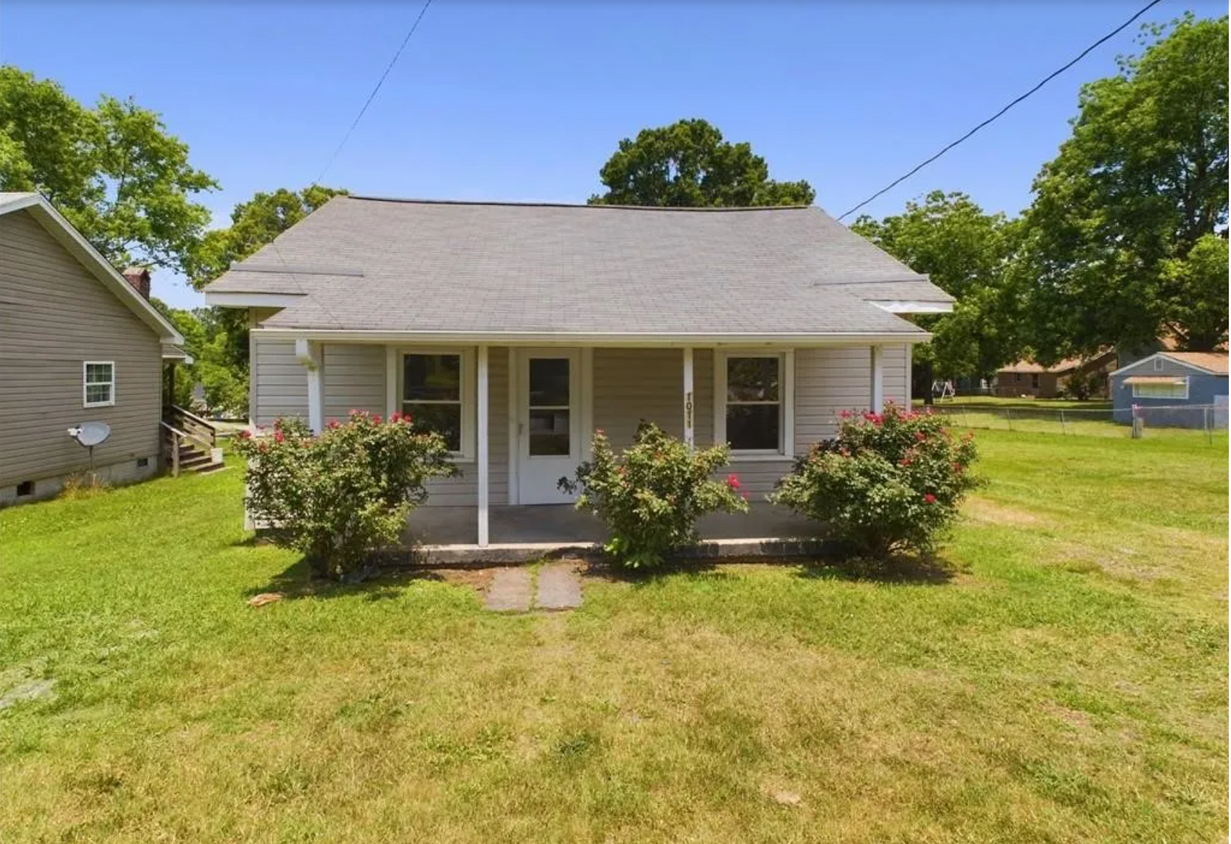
0 455 160 507
399 502 829 565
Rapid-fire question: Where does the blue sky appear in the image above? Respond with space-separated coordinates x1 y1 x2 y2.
2 1 1224 309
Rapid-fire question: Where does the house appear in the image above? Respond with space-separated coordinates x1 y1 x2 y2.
203 196 953 548
994 350 1117 399
1109 351 1229 428
0 192 218 505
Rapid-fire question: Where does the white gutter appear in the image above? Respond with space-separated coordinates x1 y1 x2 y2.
252 328 934 346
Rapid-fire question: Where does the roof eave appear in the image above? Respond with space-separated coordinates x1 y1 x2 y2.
251 327 933 346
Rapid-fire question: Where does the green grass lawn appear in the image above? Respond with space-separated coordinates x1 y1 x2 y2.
913 395 1113 410
2 432 1227 843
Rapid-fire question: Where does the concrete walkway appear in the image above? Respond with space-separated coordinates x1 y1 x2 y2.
482 568 533 612
481 564 583 613
536 564 583 611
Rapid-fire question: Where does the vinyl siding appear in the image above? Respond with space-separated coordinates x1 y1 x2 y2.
252 334 308 425
589 345 910 497
592 348 711 447
0 210 162 486
250 338 915 503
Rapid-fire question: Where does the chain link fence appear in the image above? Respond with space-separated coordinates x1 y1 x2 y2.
926 403 1228 442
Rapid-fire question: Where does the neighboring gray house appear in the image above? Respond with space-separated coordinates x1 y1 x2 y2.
0 193 192 504
1110 351 1229 428
204 196 953 547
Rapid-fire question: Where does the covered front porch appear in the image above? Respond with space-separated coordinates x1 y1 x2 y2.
261 334 912 553
404 501 825 547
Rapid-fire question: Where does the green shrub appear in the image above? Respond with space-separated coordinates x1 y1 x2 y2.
233 410 457 580
559 422 748 569
771 402 980 559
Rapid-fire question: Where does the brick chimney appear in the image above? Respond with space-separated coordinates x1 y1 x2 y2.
122 267 151 299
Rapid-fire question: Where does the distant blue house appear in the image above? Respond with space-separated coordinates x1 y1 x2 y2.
1109 351 1228 428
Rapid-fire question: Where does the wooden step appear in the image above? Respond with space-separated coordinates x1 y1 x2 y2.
192 461 228 475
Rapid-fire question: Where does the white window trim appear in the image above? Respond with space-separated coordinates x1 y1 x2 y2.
713 349 794 462
386 347 476 462
1132 377 1189 400
83 361 116 408
1153 357 1165 371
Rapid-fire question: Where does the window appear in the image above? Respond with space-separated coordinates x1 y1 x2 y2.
716 352 792 457
401 353 465 454
16 480 34 497
1153 357 1164 371
527 357 571 456
1132 378 1189 399
1031 374 1040 389
83 361 115 407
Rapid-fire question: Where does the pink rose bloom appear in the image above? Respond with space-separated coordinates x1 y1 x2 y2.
726 474 741 490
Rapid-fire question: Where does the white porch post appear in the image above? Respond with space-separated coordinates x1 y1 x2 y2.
477 344 490 547
682 346 695 448
870 344 884 412
295 338 323 433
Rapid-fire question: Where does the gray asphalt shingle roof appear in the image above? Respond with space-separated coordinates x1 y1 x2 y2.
205 196 951 337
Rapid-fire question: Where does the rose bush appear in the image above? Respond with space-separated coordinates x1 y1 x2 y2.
233 410 457 580
559 422 748 569
771 402 980 559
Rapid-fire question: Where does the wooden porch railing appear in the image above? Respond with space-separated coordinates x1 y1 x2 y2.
166 404 217 449
160 406 220 477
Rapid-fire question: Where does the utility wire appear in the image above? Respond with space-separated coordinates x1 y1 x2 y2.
836 0 1163 221
311 0 435 186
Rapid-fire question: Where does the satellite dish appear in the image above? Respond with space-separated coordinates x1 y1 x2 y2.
70 422 111 447
67 422 111 470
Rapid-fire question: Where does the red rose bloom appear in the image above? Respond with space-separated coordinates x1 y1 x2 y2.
726 474 741 490
924 493 937 504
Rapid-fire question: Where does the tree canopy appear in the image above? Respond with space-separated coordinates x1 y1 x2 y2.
0 66 217 275
852 191 1022 381
186 185 347 290
589 119 814 207
1018 14 1228 361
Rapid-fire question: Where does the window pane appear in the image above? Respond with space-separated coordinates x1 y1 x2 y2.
529 408 570 455
86 384 111 404
86 363 112 384
727 404 779 450
403 402 461 452
404 354 460 401
529 358 569 407
727 357 779 402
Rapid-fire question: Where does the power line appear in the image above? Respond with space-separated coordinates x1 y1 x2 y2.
311 0 435 187
836 0 1163 222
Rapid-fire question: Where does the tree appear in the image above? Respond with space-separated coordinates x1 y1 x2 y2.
0 67 217 274
150 300 248 415
186 185 347 289
851 191 1022 387
1019 15 1228 361
179 186 348 417
589 119 814 207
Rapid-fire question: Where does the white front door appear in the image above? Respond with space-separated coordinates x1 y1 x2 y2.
517 349 581 505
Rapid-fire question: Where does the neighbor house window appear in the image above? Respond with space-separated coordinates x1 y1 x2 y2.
83 361 115 407
715 352 793 457
400 351 473 457
1132 378 1189 400
1031 374 1040 389
1153 357 1165 371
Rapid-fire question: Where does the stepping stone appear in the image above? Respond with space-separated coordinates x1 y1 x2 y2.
484 568 532 612
536 564 582 611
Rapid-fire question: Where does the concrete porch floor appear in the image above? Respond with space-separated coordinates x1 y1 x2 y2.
403 502 827 563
